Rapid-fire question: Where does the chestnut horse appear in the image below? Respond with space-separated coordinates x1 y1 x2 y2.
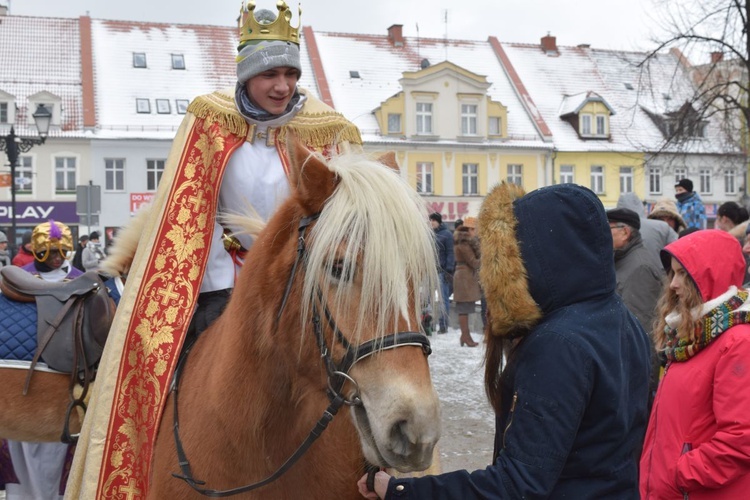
147 139 442 497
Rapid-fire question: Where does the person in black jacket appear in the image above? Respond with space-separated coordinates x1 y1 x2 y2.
71 233 88 272
359 183 652 499
429 212 455 333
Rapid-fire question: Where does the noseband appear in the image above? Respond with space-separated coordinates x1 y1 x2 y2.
172 212 432 496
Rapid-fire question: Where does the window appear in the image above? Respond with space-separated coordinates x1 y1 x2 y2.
559 165 574 184
133 52 147 68
416 102 433 135
176 99 189 114
171 54 185 70
619 166 633 194
581 114 592 135
55 157 76 194
461 104 477 136
699 168 711 194
648 167 662 195
136 99 151 114
16 156 33 194
596 115 607 135
489 117 501 136
156 99 171 114
507 164 523 186
674 168 687 182
349 70 361 78
416 162 433 194
0 102 7 123
725 169 737 194
387 113 401 134
462 163 478 195
105 158 125 191
147 159 166 191
590 165 604 194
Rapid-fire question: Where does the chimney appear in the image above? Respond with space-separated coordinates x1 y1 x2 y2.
0 5 8 16
388 24 404 47
711 51 724 63
541 33 557 54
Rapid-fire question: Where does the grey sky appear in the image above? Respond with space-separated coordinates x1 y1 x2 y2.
8 0 662 51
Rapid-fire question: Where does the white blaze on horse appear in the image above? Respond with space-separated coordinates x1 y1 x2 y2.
1 136 442 497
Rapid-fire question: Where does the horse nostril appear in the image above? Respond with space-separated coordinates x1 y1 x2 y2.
388 419 414 456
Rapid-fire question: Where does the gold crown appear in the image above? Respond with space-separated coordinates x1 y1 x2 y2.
238 1 301 48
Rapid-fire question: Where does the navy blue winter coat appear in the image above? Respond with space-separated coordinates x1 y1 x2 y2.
433 223 455 275
387 184 652 499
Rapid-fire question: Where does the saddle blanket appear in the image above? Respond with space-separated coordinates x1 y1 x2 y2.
0 294 37 362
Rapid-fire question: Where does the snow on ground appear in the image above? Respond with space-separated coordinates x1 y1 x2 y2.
427 326 495 473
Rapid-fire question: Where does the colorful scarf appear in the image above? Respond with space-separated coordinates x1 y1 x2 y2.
664 289 750 362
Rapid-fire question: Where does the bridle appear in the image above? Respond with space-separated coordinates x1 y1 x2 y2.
171 212 432 497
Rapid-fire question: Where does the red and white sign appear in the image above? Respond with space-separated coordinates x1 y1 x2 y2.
130 192 155 215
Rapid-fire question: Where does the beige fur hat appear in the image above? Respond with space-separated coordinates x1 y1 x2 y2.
648 199 686 232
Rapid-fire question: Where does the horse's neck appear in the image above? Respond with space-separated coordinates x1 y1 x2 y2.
191 304 326 439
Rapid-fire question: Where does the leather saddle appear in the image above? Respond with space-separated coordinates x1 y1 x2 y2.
0 266 115 380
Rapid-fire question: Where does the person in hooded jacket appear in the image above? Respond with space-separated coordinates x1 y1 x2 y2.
358 183 652 499
640 229 750 499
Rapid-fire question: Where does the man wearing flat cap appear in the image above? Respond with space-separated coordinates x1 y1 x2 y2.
607 208 664 332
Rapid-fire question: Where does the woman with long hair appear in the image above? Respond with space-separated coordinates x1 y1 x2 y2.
640 229 750 499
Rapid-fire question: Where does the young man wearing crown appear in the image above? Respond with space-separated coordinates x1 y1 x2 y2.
64 2 362 497
3 220 81 500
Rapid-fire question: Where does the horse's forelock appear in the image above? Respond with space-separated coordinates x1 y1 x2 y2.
301 153 439 345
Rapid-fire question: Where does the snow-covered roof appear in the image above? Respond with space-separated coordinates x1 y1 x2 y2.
308 31 545 143
0 15 84 136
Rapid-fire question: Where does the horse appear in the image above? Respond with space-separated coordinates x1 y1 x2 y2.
145 137 442 497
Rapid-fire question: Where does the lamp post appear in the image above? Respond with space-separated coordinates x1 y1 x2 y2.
0 104 52 256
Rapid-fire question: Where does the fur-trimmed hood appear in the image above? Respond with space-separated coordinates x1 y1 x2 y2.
478 183 616 337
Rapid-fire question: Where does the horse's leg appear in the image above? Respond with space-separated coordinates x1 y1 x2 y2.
0 369 81 442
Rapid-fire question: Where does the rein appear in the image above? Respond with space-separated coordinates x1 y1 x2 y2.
171 213 431 497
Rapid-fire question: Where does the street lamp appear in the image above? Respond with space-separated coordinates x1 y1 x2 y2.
0 103 52 255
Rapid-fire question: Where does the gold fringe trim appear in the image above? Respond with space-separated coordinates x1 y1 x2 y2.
187 93 249 137
186 88 363 147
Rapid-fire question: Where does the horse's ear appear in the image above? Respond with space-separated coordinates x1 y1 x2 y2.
377 151 399 172
286 132 337 214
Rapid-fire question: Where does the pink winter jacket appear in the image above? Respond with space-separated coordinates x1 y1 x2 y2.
640 230 750 499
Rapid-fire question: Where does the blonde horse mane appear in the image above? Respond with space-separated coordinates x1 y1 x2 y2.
300 151 439 344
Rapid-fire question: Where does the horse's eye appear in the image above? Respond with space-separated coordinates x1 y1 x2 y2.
330 260 352 282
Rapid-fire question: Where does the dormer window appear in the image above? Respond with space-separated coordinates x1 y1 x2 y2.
489 117 501 136
387 113 401 134
579 113 609 138
0 91 15 125
171 54 185 70
133 53 147 68
645 101 708 140
560 92 614 140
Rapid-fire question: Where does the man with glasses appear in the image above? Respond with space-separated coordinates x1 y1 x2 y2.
607 208 664 332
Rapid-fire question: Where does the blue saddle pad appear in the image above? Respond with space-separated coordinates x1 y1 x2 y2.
0 294 38 362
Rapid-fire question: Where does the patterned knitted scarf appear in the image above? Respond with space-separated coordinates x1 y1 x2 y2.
664 289 750 362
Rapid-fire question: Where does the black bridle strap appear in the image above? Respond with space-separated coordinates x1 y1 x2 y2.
276 213 320 324
170 340 348 497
